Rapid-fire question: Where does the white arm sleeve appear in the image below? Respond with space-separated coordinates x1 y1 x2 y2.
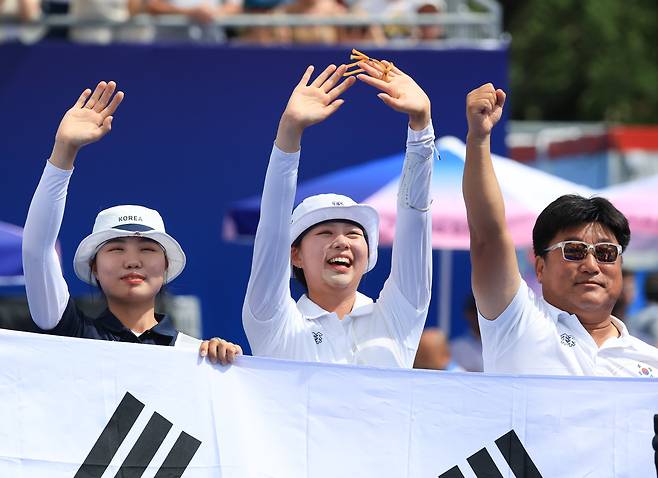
388 123 435 309
22 161 72 330
242 145 300 330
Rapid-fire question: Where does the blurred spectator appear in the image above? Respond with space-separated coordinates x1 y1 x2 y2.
413 0 443 41
350 0 443 43
351 0 408 41
41 0 68 40
146 0 242 42
237 0 289 45
69 0 153 44
0 0 43 43
628 271 658 347
414 327 462 371
450 295 483 372
611 268 636 322
0 0 39 20
273 0 347 44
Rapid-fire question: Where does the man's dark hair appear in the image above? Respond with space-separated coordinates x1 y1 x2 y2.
532 195 630 257
291 219 368 291
644 271 658 303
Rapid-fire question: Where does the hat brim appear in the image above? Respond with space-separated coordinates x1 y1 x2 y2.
73 229 186 285
290 204 379 272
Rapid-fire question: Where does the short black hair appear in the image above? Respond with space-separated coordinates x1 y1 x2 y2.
532 195 630 257
291 219 368 291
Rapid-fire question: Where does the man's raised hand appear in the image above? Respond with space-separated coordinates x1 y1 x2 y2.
466 83 505 142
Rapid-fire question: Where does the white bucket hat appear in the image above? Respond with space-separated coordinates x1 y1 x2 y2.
290 194 379 272
73 205 186 285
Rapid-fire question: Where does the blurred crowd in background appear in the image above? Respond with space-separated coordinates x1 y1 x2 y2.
0 0 450 45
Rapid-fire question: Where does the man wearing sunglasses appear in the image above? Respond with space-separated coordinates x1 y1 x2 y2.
462 83 658 377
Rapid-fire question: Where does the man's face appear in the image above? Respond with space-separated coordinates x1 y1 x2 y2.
535 222 623 321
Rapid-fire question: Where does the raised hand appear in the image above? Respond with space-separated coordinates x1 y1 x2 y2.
275 64 355 153
356 61 431 131
51 81 124 169
466 83 506 141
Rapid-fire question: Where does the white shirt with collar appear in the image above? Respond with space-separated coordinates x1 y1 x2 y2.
243 124 435 368
479 279 658 377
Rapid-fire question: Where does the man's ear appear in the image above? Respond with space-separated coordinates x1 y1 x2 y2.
535 255 545 284
291 245 303 269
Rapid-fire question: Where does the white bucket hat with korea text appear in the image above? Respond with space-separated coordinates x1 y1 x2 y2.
73 205 186 285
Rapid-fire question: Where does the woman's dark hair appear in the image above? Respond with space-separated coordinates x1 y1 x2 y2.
291 219 368 291
532 195 630 257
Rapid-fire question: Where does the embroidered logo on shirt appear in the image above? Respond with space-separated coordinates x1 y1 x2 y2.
637 363 654 377
312 331 323 345
560 333 576 347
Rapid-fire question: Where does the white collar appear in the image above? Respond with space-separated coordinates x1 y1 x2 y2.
540 296 631 341
609 315 631 339
297 291 373 320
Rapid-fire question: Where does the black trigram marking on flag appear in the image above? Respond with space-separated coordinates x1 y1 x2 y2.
467 447 503 477
74 392 201 478
439 429 543 478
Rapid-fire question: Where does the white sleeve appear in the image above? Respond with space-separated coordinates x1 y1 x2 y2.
22 161 72 330
387 123 435 310
478 279 550 368
242 145 300 348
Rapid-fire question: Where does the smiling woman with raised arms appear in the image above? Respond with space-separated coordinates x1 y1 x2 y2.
240 61 436 367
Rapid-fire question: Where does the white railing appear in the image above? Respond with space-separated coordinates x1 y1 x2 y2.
0 0 503 44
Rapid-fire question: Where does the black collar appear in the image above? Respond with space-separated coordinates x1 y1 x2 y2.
95 309 178 344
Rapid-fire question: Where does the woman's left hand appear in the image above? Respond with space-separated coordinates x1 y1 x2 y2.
356 61 431 131
199 337 243 365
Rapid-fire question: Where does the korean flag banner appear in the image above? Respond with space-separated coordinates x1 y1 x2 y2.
0 329 656 477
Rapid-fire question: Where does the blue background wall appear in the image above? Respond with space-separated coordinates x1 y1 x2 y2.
0 42 508 347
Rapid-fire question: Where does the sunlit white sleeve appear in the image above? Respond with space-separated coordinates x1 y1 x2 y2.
242 145 300 349
387 122 435 310
22 161 72 330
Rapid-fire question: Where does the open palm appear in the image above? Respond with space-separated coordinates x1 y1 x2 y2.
283 64 355 129
356 61 431 122
56 81 124 149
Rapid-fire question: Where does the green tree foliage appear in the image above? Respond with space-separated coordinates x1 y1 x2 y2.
505 0 657 123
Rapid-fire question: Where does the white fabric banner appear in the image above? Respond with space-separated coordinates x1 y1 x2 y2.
0 329 656 477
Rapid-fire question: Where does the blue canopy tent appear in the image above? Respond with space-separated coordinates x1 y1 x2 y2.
0 221 24 286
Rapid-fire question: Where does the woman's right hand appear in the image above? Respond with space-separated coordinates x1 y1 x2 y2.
275 64 355 153
50 81 124 170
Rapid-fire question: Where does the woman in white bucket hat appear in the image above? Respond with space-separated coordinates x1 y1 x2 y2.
240 61 435 368
22 81 240 364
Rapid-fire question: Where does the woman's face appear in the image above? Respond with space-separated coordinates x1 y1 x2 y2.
291 221 368 293
92 237 167 306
